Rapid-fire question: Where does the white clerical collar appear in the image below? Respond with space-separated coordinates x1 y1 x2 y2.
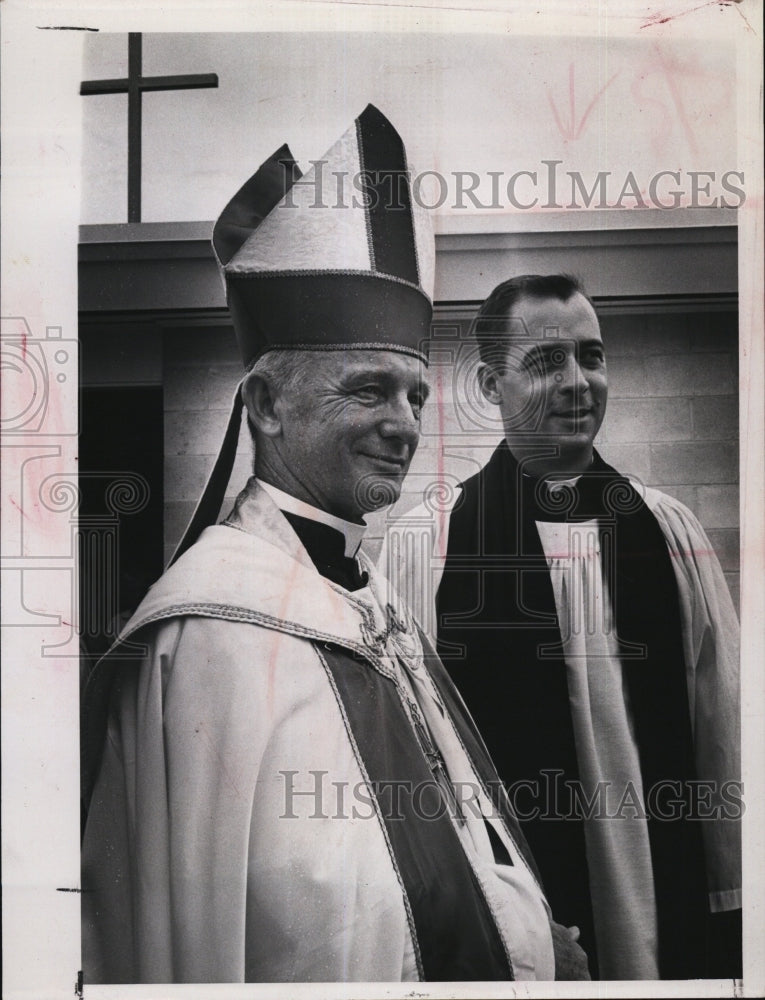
520 472 582 491
521 454 594 490
545 475 581 492
256 479 367 558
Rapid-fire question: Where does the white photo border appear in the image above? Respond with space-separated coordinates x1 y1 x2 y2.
1 2 762 998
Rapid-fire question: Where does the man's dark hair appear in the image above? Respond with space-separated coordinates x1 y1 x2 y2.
473 274 595 368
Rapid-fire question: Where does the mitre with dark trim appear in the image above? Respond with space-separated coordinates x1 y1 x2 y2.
170 104 435 565
213 103 434 367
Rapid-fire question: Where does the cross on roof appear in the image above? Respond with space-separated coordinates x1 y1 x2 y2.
81 33 219 223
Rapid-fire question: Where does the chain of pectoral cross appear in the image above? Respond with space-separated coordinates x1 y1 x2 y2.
80 33 218 223
405 694 466 826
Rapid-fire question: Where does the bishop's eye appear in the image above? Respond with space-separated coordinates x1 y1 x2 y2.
353 384 383 403
409 394 425 420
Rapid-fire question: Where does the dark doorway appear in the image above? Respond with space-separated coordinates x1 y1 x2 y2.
78 386 164 661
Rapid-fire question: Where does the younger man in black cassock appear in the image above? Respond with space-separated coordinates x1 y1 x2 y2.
380 274 741 980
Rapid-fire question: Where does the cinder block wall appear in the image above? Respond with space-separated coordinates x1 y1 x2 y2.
598 308 739 610
163 305 739 611
163 326 252 568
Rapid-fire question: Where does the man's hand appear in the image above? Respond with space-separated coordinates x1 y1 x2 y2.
550 921 591 980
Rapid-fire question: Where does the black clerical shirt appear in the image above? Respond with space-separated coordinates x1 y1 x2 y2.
281 511 369 591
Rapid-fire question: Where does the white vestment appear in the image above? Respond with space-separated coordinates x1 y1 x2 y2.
82 481 555 983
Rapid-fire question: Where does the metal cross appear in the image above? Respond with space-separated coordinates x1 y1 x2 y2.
80 33 218 222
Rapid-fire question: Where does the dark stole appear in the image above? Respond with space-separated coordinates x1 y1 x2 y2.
435 441 708 979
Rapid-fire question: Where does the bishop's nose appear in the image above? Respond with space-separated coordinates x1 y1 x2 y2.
378 394 420 450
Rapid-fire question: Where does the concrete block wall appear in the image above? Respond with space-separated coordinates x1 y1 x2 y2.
163 326 252 568
162 305 739 611
599 308 739 611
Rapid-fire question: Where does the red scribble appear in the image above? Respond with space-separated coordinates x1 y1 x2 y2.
631 43 733 159
21 330 28 360
547 63 620 142
268 549 308 715
641 0 745 29
669 548 720 559
730 0 756 33
7 495 30 522
653 44 699 156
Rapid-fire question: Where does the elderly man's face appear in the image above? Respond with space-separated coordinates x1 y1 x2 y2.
479 292 607 473
274 350 429 521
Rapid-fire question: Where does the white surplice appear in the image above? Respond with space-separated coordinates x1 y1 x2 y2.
379 480 741 980
535 515 658 979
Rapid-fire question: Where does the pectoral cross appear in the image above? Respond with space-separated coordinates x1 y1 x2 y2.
81 33 218 222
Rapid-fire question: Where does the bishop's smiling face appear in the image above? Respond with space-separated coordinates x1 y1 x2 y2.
478 292 608 476
269 350 430 522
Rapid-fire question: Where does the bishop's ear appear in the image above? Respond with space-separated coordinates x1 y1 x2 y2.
477 362 504 406
241 371 283 438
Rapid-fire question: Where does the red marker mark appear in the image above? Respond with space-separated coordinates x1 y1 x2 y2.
547 63 620 142
669 548 719 559
7 495 30 522
641 0 745 30
632 43 733 159
652 44 699 157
